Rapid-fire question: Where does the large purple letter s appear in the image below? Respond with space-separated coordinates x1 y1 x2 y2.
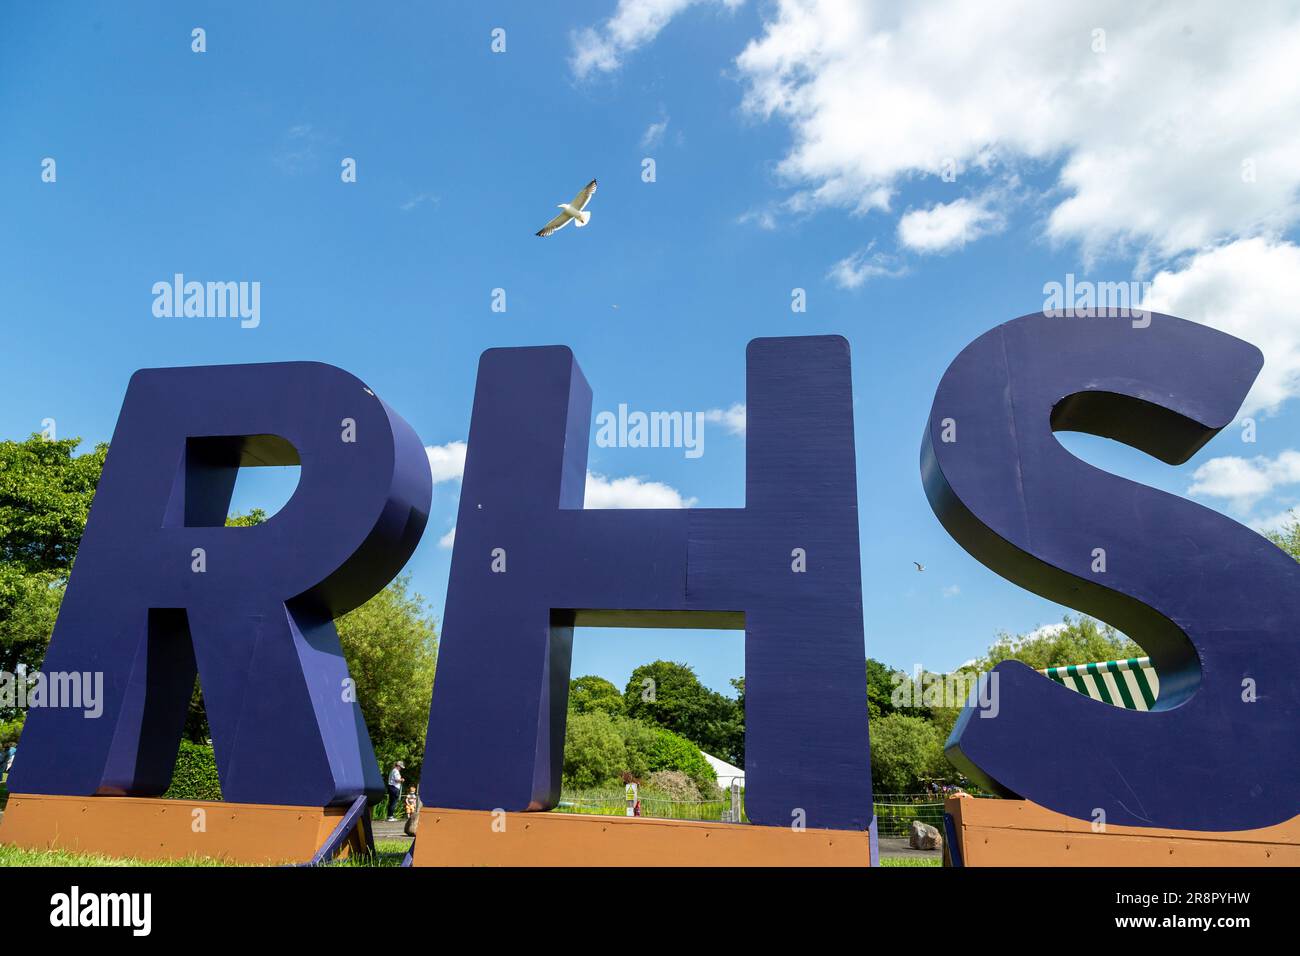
923 311 1300 831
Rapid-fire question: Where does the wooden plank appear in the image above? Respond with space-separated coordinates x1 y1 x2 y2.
0 793 348 864
947 796 1300 866
411 807 872 867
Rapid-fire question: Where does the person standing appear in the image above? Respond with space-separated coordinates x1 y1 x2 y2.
385 760 404 822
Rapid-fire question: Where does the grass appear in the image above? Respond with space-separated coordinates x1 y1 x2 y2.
329 838 411 867
0 844 241 867
879 855 942 867
0 837 414 868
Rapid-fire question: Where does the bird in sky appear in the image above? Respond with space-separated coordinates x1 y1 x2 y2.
913 561 925 571
536 178 597 237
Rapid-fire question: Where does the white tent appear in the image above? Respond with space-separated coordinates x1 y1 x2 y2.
700 750 744 791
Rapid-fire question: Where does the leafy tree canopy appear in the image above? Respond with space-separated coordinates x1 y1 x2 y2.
623 660 743 765
335 573 438 782
1266 510 1300 561
980 614 1141 672
0 436 105 682
870 712 946 793
562 710 717 795
568 675 624 716
0 435 106 575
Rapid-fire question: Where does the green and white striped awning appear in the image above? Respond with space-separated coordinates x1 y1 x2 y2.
1039 657 1159 710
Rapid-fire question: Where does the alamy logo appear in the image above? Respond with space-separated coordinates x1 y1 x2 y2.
891 665 1000 718
152 273 260 328
1042 273 1151 328
1 667 103 718
49 886 151 936
595 405 705 459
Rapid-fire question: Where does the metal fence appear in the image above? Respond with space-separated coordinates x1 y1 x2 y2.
417 788 947 836
555 788 746 823
872 793 946 839
556 789 949 835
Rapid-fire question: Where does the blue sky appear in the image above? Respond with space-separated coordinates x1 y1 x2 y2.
4 2 1300 696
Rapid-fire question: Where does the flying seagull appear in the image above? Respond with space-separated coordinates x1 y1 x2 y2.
913 561 925 571
536 179 597 237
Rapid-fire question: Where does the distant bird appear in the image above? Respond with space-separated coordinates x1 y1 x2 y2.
913 562 925 572
536 179 597 237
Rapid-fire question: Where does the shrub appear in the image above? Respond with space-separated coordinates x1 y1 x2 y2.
649 727 716 794
644 770 702 802
164 740 223 801
562 711 627 790
619 719 716 795
562 712 720 796
612 716 656 781
870 713 945 793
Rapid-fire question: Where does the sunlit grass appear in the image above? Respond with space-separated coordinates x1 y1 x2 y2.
879 855 942 867
0 837 413 868
0 843 243 867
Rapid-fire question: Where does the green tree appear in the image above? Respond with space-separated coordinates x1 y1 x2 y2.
568 675 624 715
1266 510 1300 560
623 660 743 764
0 435 106 575
867 657 912 720
0 566 62 681
562 710 627 789
870 712 945 793
335 574 438 783
0 435 106 680
641 725 717 795
223 507 268 528
561 710 719 795
981 614 1141 672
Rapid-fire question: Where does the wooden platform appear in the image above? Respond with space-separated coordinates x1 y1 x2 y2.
411 807 874 867
946 795 1300 866
0 793 355 864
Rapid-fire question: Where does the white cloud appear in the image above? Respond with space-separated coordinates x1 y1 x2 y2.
1024 623 1069 643
1187 450 1300 512
571 0 745 78
401 193 439 212
942 585 960 599
898 197 1004 254
1140 238 1300 416
641 115 670 148
425 441 467 484
272 123 324 175
433 471 693 549
827 245 906 289
1249 508 1300 535
585 471 697 508
734 1 1300 261
737 208 778 230
704 403 746 436
425 439 695 511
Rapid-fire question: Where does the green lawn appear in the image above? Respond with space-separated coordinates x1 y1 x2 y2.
879 855 942 867
0 844 238 867
0 838 413 868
